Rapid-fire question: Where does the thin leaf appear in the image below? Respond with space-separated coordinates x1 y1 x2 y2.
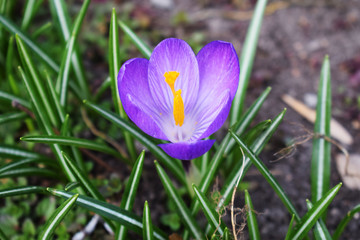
110 8 136 161
311 56 331 208
0 112 27 125
143 201 154 240
49 0 89 99
230 0 268 124
16 35 60 127
333 204 360 240
21 0 43 31
17 66 80 187
190 87 272 216
94 77 111 101
155 161 204 239
0 186 47 198
285 214 295 240
84 101 186 186
60 114 70 136
31 21 52 39
229 129 301 221
306 200 332 240
118 20 152 59
64 182 81 192
21 135 122 159
38 193 79 240
216 109 287 216
0 90 31 108
192 184 225 236
245 190 260 240
116 151 145 240
0 13 59 72
61 151 115 230
0 158 56 174
47 188 168 240
56 0 90 106
61 152 104 201
290 183 342 240
0 144 48 159
0 167 60 179
0 226 8 240
44 70 65 122
223 228 230 240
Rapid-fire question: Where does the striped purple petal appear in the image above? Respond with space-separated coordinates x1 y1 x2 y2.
118 58 168 140
158 139 215 160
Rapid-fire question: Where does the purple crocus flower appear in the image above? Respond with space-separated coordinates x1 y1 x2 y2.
118 38 239 160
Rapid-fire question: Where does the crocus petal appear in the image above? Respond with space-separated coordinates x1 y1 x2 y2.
118 58 168 140
158 139 215 160
191 90 232 140
148 38 199 115
196 40 239 102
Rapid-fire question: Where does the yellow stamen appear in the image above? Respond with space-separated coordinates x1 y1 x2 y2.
164 71 179 95
173 89 184 126
164 71 184 126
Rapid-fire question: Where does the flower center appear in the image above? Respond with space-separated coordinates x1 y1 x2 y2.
164 71 184 126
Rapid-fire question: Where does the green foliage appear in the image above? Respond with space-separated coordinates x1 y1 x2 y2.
0 0 356 239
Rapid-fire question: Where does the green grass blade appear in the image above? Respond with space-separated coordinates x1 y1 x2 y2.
0 13 59 72
62 152 112 228
240 119 271 146
21 0 43 31
64 182 81 192
49 0 89 99
17 66 81 188
290 183 342 240
56 0 90 106
31 21 52 39
155 161 204 239
0 226 8 240
216 109 287 215
16 35 60 127
6 35 15 80
47 188 168 240
110 8 136 161
61 151 105 201
306 200 332 240
245 190 260 240
0 90 31 108
109 8 122 115
223 228 230 240
226 86 271 153
0 112 27 125
60 114 70 135
94 77 111 101
38 193 78 240
333 204 360 240
192 184 225 236
229 129 301 221
143 201 154 240
116 151 145 240
285 214 295 240
189 87 272 216
0 158 56 174
0 144 48 159
0 167 60 179
118 20 152 59
311 56 331 206
44 70 65 122
0 186 47 197
21 135 122 159
84 101 186 186
230 0 268 124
